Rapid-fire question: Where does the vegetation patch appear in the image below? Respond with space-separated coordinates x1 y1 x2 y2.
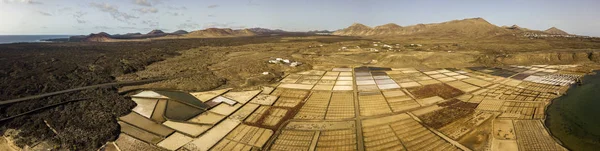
409 83 464 99
419 99 478 129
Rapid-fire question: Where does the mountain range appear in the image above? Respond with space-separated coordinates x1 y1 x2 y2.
69 28 260 42
332 18 571 37
247 28 286 34
183 28 256 37
64 17 576 42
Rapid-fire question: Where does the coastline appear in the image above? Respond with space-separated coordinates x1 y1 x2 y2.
0 35 72 44
543 69 600 151
542 86 572 149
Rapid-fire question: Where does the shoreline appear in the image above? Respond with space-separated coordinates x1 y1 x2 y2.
542 88 571 148
542 69 598 151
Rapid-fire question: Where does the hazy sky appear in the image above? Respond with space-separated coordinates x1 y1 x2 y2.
1 0 599 36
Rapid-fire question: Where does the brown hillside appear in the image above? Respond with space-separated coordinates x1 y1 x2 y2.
367 23 403 35
545 27 569 35
333 23 372 36
84 32 113 42
415 18 511 37
333 18 520 38
185 28 256 37
147 30 165 35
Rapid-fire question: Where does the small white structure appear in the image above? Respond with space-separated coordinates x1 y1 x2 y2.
262 72 269 75
268 57 302 67
290 62 302 67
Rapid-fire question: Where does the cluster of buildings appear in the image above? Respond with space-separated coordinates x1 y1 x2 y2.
268 58 302 67
523 33 589 38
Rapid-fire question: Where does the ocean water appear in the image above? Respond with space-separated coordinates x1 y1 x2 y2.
546 70 600 151
0 35 71 44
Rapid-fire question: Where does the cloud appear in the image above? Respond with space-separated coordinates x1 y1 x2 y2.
166 5 186 10
166 12 180 16
247 0 259 6
73 11 87 18
58 7 72 12
134 7 158 14
2 0 42 4
204 22 245 29
94 26 112 30
133 0 152 6
177 23 200 30
208 14 215 17
141 20 159 28
73 11 87 23
37 11 52 16
90 2 138 23
118 26 138 30
207 5 219 8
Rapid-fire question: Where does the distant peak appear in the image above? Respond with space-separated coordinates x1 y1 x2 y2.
506 24 521 29
147 29 165 35
545 27 569 35
378 23 402 28
172 30 188 34
457 17 490 23
350 23 371 28
351 23 365 26
93 32 111 36
375 23 402 29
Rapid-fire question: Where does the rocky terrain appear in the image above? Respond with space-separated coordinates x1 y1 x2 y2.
0 36 290 150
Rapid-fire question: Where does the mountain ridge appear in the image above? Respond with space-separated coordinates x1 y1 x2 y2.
333 18 572 38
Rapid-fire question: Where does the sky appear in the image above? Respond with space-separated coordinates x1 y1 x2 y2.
0 0 599 36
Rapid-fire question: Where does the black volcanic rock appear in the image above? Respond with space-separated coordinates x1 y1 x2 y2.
307 30 333 33
147 30 165 35
84 32 114 42
172 30 189 34
123 32 142 36
248 28 286 34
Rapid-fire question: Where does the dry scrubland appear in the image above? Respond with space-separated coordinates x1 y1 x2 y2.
0 34 600 150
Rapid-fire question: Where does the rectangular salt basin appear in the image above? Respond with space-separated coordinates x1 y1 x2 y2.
378 83 401 90
119 112 175 137
333 86 353 91
356 80 376 85
278 83 314 90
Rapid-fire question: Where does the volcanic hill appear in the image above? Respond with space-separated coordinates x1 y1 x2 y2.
333 18 549 38
545 27 569 35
